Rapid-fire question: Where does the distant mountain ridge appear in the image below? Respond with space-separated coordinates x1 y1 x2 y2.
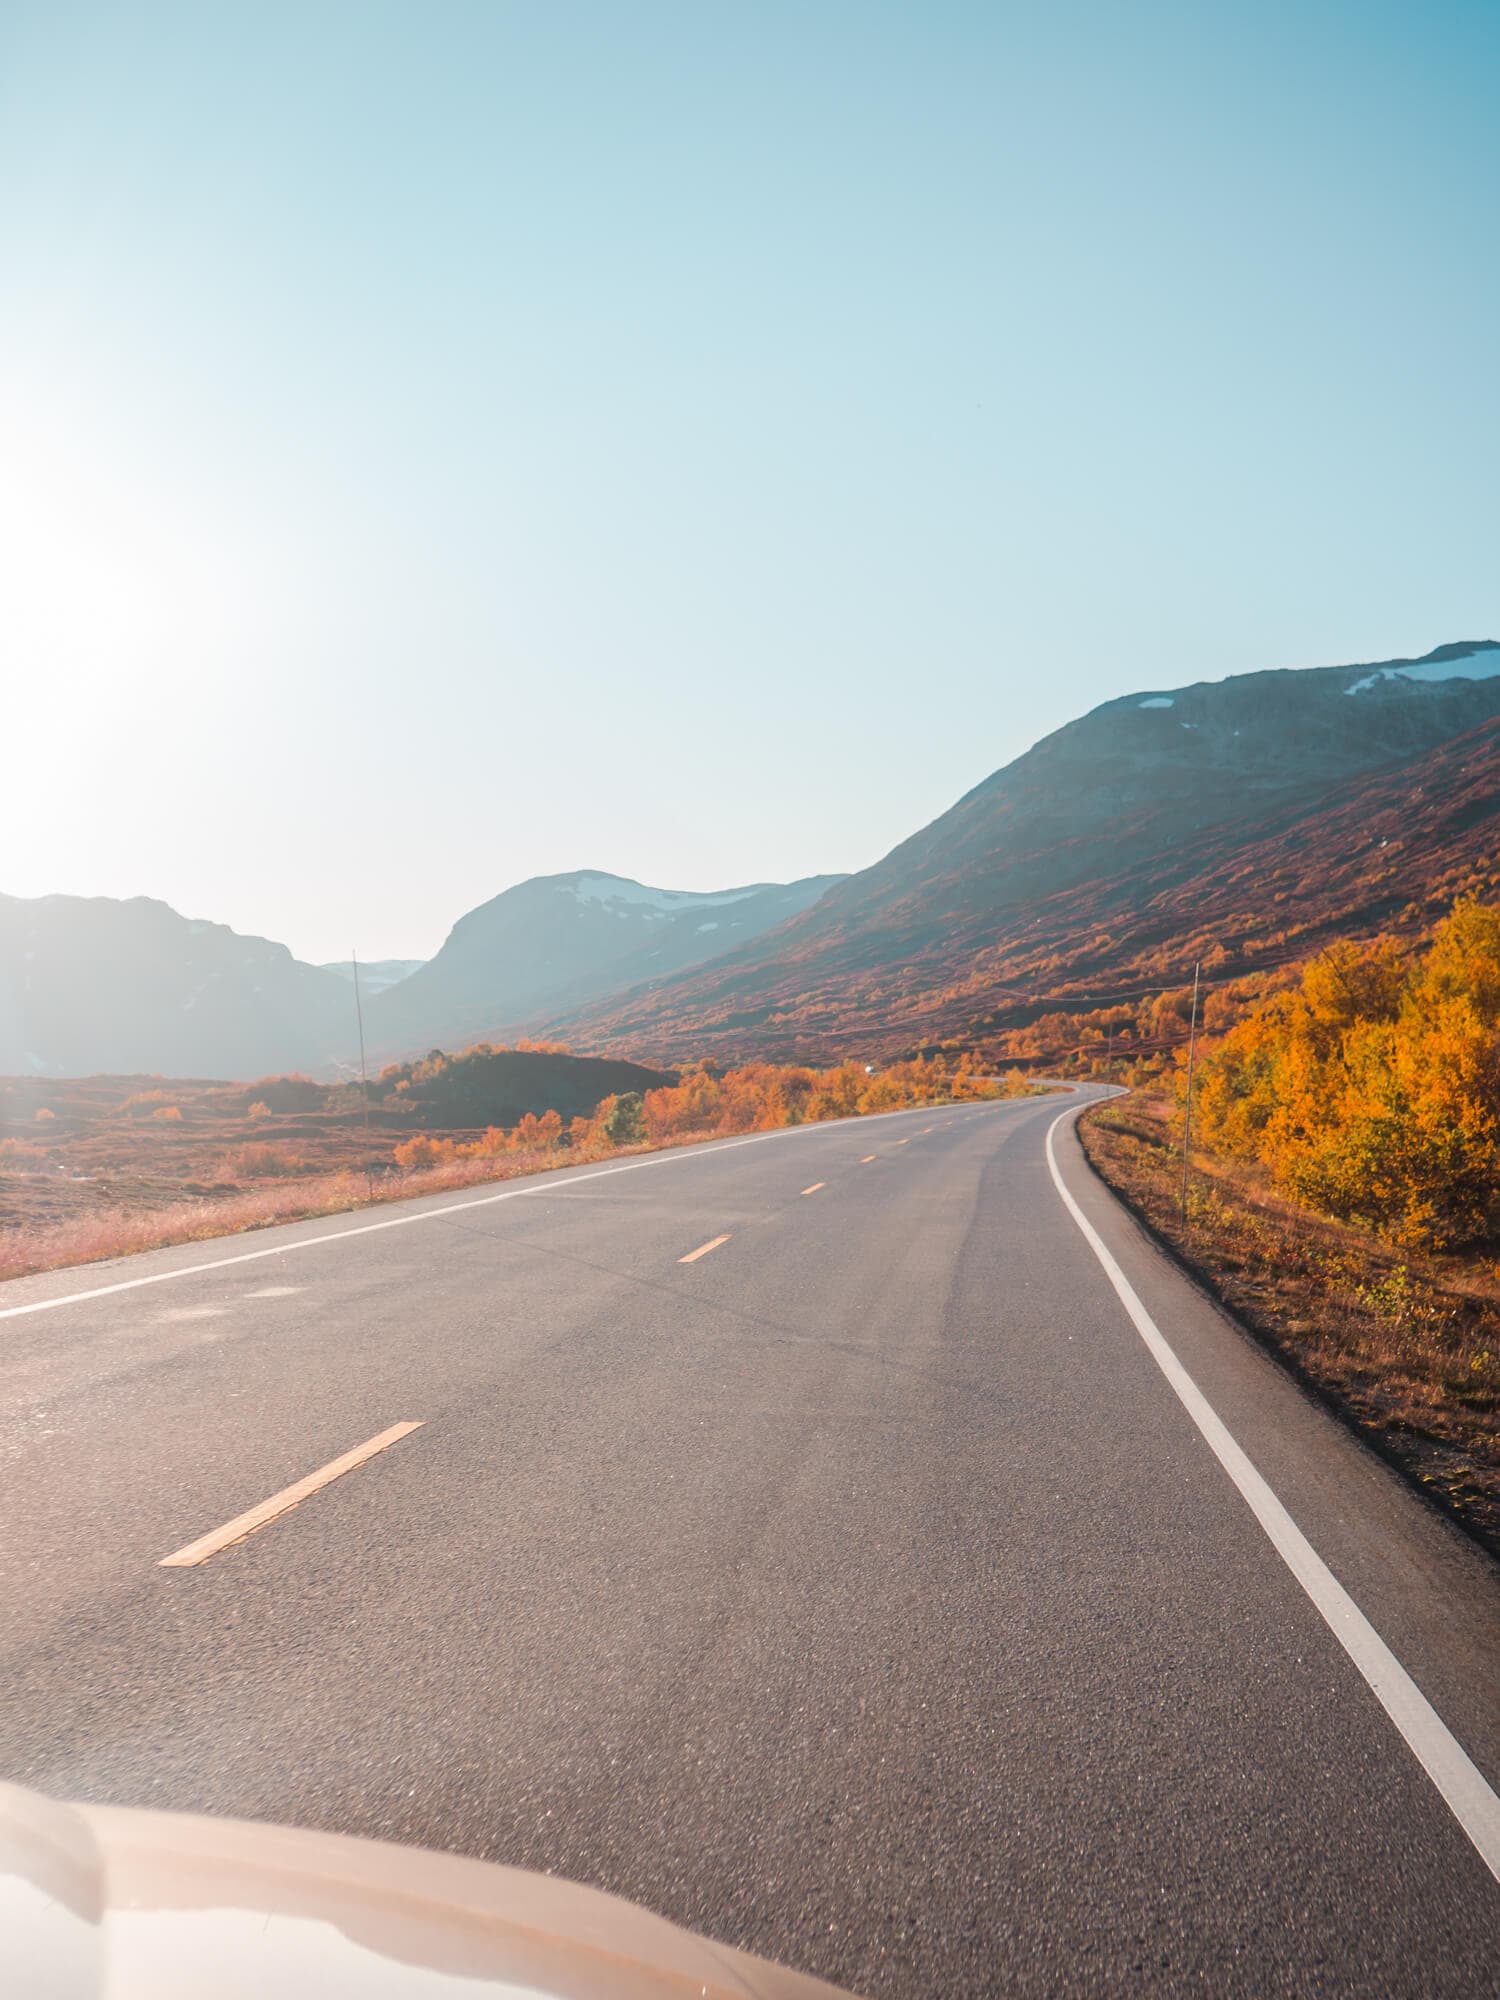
362 870 846 1060
0 895 354 1079
547 641 1500 1061
7 642 1496 1082
321 958 426 997
0 871 845 1080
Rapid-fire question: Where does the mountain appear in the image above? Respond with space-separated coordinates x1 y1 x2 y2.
362 871 845 1059
0 870 842 1082
0 895 355 1079
549 642 1500 1062
321 958 426 997
12 642 1495 1082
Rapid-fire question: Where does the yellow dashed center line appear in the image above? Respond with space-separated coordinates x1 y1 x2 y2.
801 1182 826 1195
860 1155 877 1164
679 1234 732 1264
158 1421 425 1568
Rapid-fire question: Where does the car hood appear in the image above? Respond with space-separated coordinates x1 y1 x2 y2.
0 1783 856 1998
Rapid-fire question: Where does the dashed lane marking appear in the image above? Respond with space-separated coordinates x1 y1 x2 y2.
679 1235 732 1264
158 1421 424 1568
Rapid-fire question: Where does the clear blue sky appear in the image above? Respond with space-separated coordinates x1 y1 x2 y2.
2 1 1495 962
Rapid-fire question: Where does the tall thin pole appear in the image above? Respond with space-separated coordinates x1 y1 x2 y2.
1179 961 1201 1222
352 949 374 1199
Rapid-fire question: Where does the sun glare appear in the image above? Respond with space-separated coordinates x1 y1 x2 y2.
0 388 236 726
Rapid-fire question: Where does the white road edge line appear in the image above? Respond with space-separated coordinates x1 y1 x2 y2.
1 1099 1020 1325
1045 1105 1500 1885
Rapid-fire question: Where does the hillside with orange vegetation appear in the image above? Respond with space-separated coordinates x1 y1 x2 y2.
550 655 1500 1072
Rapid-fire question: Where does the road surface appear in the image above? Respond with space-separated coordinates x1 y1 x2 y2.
2 1088 1498 1995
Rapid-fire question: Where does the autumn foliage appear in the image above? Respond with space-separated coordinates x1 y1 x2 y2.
392 1108 567 1170
640 1056 1010 1139
1194 900 1500 1250
390 1056 1021 1169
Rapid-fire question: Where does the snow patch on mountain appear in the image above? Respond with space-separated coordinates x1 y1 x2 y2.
1346 644 1500 695
569 873 762 910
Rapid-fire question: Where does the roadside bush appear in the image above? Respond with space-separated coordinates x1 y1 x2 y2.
640 1053 1001 1141
601 1092 646 1146
217 1143 309 1179
1194 900 1500 1250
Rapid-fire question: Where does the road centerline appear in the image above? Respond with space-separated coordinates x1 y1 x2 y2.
158 1421 425 1568
801 1183 826 1196
678 1234 732 1264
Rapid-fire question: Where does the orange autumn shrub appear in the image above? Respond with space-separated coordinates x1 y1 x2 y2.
641 1053 996 1142
1194 900 1500 1249
392 1052 1018 1171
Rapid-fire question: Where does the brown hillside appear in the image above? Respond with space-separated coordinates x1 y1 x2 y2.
554 708 1500 1065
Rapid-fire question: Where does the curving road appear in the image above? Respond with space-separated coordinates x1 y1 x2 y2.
2 1087 1499 1995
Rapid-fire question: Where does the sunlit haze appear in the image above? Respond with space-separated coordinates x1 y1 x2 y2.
2 0 1495 961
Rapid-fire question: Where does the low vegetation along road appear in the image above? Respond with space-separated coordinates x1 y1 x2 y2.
2 1088 1498 1995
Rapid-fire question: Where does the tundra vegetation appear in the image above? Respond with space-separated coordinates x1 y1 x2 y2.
388 1056 1016 1170
0 1052 1024 1283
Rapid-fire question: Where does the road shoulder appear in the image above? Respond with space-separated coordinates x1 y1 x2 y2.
1047 1096 1500 1825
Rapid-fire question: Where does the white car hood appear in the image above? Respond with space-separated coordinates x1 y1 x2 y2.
0 1783 855 1999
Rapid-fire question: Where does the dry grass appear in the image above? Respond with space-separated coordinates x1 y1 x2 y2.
0 1137 628 1284
1080 1093 1500 1556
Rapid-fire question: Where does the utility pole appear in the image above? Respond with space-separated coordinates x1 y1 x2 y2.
1179 961 1201 1223
352 949 375 1201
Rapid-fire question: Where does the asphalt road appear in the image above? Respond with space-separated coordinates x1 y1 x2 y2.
2 1088 1499 1996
